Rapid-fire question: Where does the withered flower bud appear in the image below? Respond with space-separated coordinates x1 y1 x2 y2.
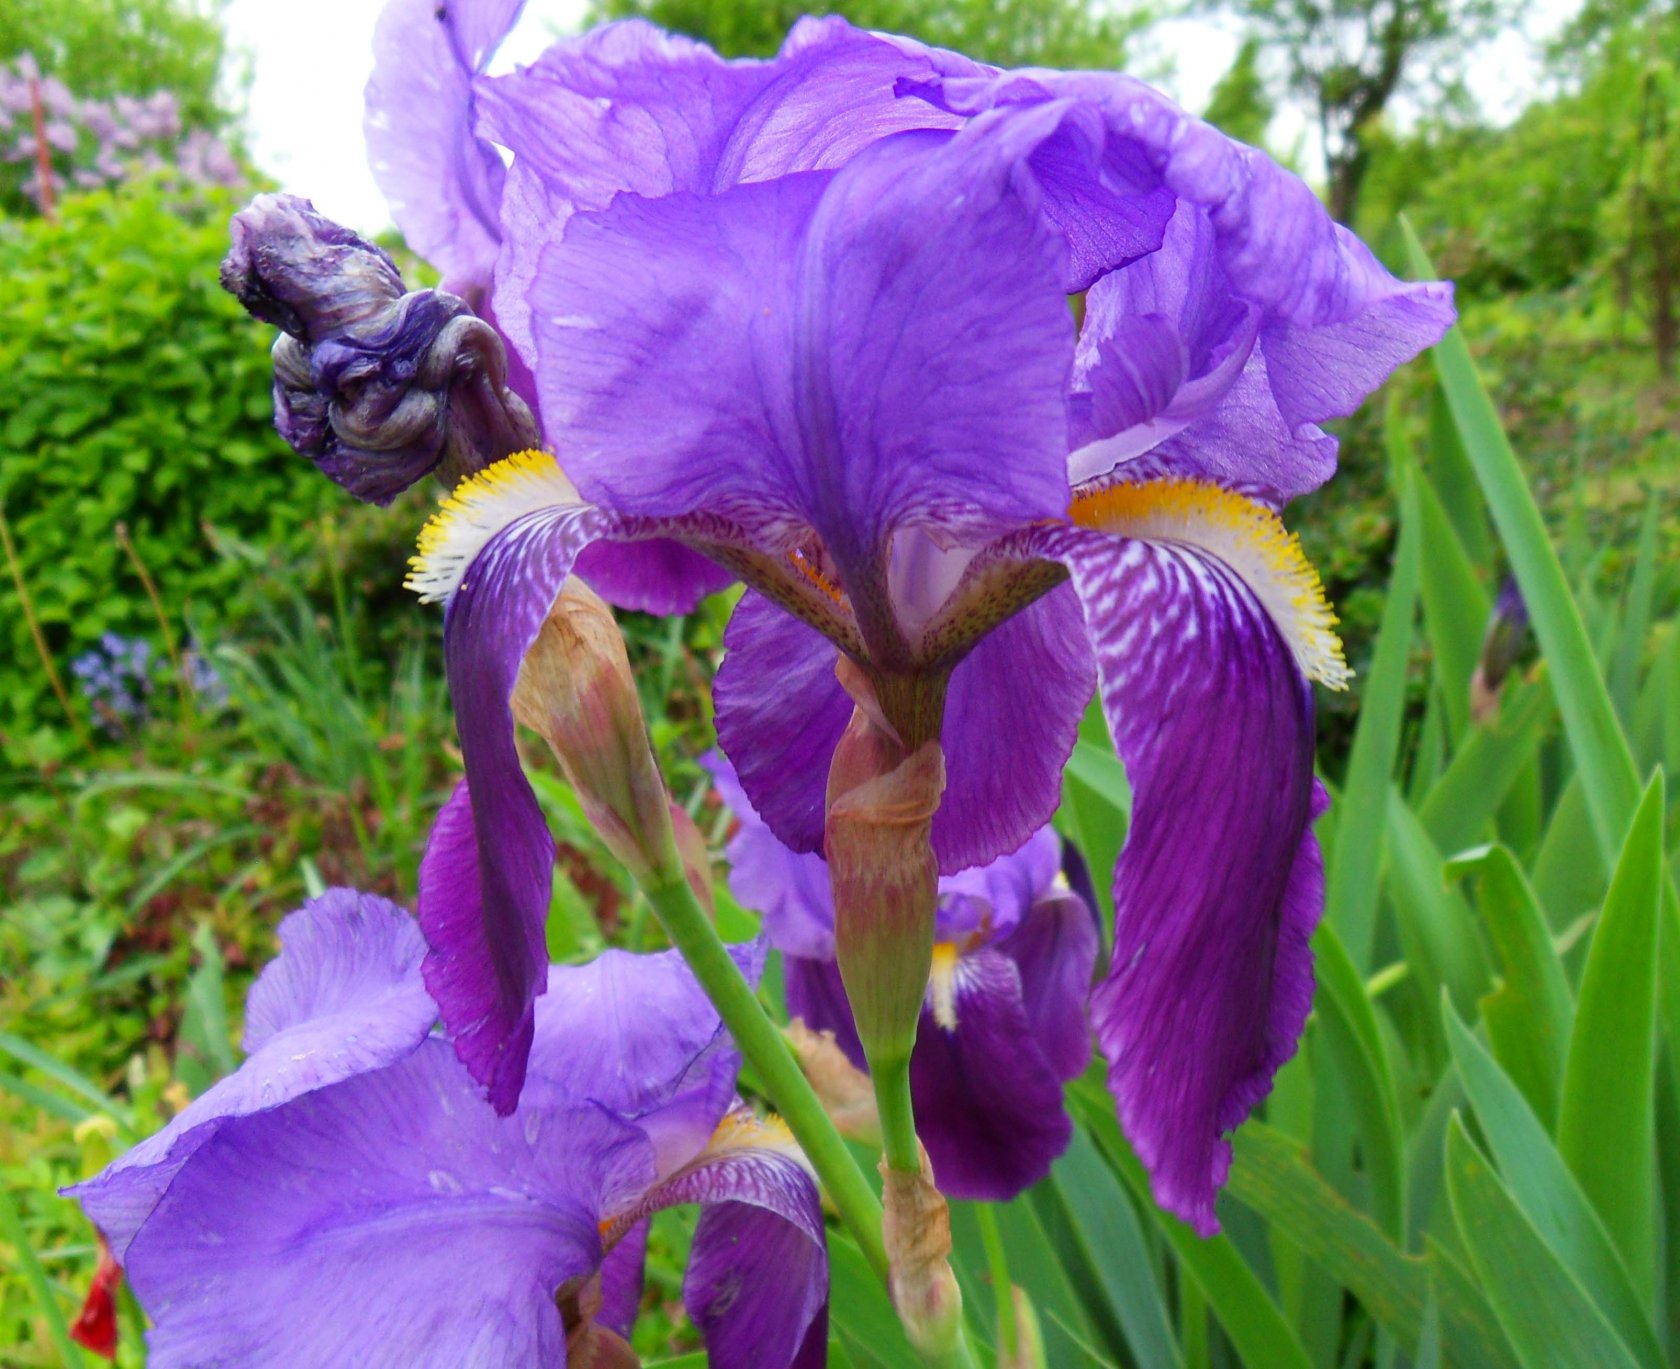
785 1018 882 1144
880 1144 965 1358
511 579 679 885
221 193 539 505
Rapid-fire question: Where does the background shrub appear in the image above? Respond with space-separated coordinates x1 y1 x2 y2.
0 175 339 762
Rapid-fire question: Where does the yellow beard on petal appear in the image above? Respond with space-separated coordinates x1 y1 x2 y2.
405 450 582 604
1070 477 1350 690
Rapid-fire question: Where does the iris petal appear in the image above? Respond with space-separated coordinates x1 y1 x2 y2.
128 1040 647 1369
1030 514 1324 1234
66 891 436 1261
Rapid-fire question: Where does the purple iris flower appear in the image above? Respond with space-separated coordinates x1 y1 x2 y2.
710 755 1098 1201
383 7 1453 1233
67 890 827 1368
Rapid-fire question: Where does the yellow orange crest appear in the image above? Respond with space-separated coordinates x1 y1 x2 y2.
1070 477 1350 690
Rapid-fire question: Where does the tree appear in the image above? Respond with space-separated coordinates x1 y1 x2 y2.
586 0 1151 71
1201 36 1274 147
0 0 230 131
1201 0 1516 223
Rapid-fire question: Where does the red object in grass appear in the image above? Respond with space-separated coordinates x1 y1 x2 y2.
69 1237 121 1361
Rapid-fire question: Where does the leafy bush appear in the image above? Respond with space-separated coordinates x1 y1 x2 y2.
0 175 340 762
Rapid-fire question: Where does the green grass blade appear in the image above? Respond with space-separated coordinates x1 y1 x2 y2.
1040 1128 1182 1368
1416 676 1553 851
1557 773 1666 1309
1400 220 1641 861
1226 1121 1517 1367
827 1233 920 1368
0 1032 134 1133
1444 1003 1664 1368
1326 467 1420 970
1384 790 1490 1018
0 1185 86 1367
1313 922 1406 1237
1446 845 1573 1125
1444 1119 1643 1369
1070 1080 1312 1369
1607 498 1660 727
1409 456 1490 742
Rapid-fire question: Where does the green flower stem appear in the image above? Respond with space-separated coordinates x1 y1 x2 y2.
976 1202 1019 1361
642 873 890 1283
870 1048 922 1175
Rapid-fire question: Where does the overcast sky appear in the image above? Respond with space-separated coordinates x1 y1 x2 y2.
221 0 1567 238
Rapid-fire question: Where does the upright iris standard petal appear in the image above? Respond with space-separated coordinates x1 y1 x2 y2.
477 15 962 367
529 120 1074 570
365 0 526 297
66 890 436 1260
1027 481 1339 1236
127 1040 647 1369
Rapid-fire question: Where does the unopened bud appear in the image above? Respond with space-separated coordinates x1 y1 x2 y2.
1003 1285 1048 1369
824 701 945 1066
785 1018 882 1144
512 580 679 885
221 193 539 505
1470 577 1529 724
880 1144 964 1358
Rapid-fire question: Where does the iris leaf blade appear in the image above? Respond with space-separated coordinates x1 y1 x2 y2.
1399 219 1641 861
1070 1078 1313 1369
1443 1002 1663 1368
1325 466 1420 970
1443 1119 1643 1369
1556 773 1666 1309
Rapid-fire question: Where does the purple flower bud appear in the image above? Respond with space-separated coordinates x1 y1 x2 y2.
221 193 539 504
1471 577 1530 723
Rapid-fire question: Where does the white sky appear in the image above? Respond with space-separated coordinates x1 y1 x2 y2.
221 0 1571 238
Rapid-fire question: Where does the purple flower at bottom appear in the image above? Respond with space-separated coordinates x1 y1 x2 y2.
710 756 1098 1201
67 891 826 1368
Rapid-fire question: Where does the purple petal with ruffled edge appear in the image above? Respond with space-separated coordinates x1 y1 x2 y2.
906 72 1452 500
576 537 736 616
911 949 1075 1200
1035 522 1323 1235
530 943 763 1175
623 1125 828 1369
930 585 1093 873
127 1039 651 1369
418 498 619 1111
715 586 1091 876
67 890 435 1260
478 16 962 368
364 0 525 296
996 886 1100 1081
528 117 1072 579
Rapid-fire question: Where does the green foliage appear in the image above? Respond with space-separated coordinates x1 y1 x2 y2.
1201 37 1274 146
1196 0 1520 220
586 0 1147 68
0 176 340 761
0 0 229 129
